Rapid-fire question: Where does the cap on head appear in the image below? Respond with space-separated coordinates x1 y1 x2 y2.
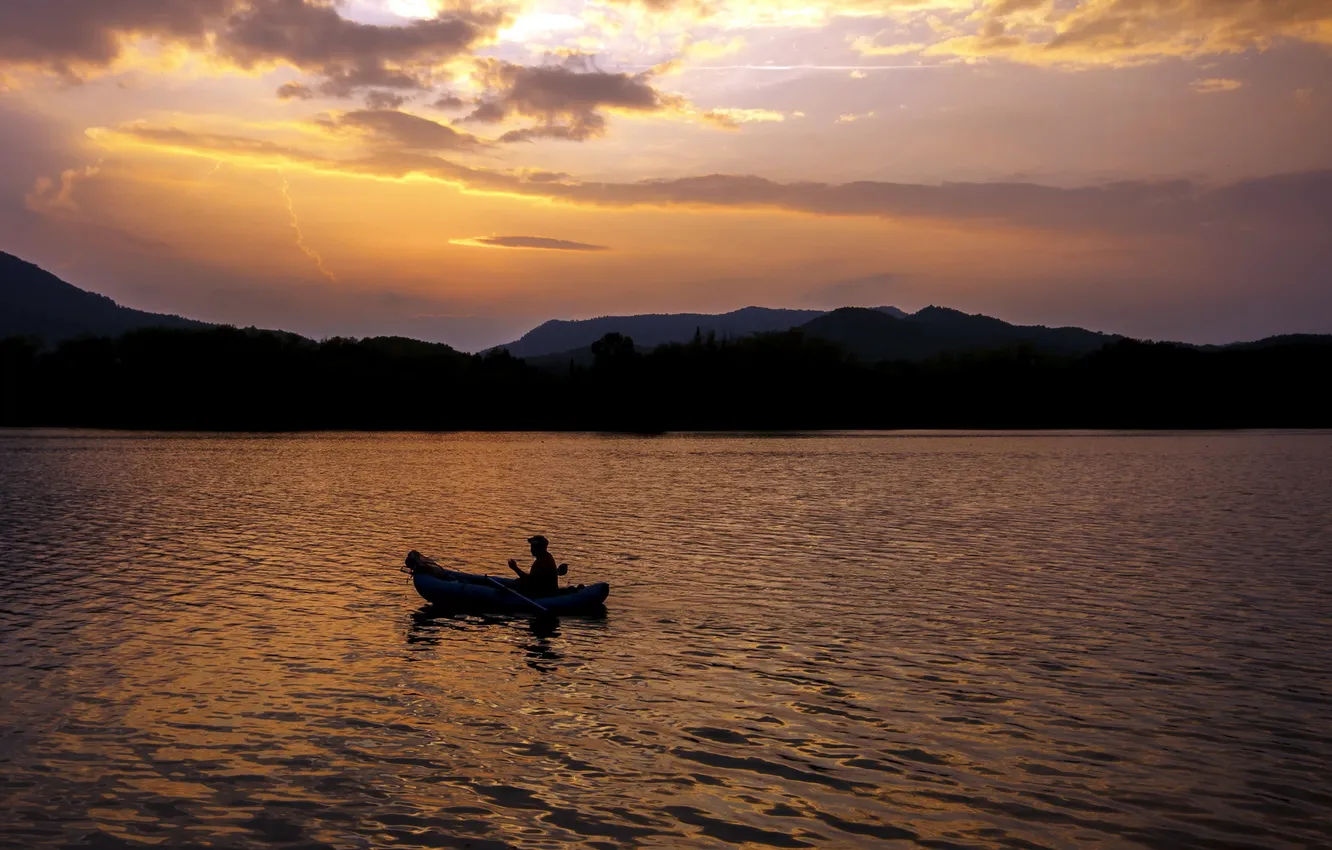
527 535 549 548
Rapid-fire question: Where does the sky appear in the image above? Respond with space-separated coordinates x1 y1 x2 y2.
1 0 1330 349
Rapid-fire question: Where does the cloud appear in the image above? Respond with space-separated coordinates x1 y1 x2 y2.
276 81 314 100
496 121 608 143
5 0 1331 94
218 1 500 92
97 125 324 166
317 109 483 152
364 90 410 110
430 92 467 110
25 164 102 214
88 123 1332 240
310 61 428 97
1191 77 1242 94
701 107 787 128
927 0 1332 68
464 54 687 142
449 235 610 251
0 0 502 94
0 0 239 76
614 0 1332 71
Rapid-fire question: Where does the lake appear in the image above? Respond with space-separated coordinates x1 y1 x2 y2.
1 430 1330 849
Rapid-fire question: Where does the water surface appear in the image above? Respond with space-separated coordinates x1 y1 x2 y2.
2 430 1330 849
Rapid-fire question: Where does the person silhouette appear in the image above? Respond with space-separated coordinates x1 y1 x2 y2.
508 535 563 597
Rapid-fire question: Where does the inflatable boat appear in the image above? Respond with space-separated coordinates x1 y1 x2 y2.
406 557 610 615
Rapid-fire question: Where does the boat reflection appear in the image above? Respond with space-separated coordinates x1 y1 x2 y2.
405 605 607 672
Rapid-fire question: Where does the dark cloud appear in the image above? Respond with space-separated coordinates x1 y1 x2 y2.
456 236 610 251
499 117 606 143
335 151 1330 251
0 0 238 74
310 60 424 98
0 0 501 96
276 81 314 100
543 172 1332 237
364 90 409 110
321 109 482 152
299 152 1332 243
466 99 509 123
220 1 501 96
219 0 494 66
464 55 684 142
430 93 467 111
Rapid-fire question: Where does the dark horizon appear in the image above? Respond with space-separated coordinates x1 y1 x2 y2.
4 323 1330 433
6 248 1332 433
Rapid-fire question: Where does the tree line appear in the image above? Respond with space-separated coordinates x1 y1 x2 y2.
1 325 1328 431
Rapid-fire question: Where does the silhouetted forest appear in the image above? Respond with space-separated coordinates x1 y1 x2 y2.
2 325 1329 430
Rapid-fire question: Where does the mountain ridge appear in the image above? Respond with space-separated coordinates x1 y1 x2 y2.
799 306 1121 362
3 251 1329 358
1 251 209 343
491 305 908 358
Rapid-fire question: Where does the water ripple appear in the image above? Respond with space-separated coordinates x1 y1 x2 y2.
1 430 1330 849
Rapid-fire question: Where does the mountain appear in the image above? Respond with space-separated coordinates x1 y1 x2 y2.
799 306 1121 361
1 252 208 343
6 250 1325 360
493 305 907 358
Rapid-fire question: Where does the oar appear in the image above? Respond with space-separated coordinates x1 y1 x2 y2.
483 575 551 616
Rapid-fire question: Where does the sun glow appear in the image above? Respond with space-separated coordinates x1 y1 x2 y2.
384 0 440 20
499 12 586 43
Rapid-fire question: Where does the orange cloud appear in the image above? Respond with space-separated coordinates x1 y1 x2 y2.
1191 77 1242 94
701 107 788 128
25 164 102 213
926 0 1332 68
85 122 1332 242
450 235 610 251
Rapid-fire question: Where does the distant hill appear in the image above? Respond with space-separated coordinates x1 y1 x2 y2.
493 305 907 358
1207 334 1332 351
1 252 208 344
799 306 1122 361
5 249 1326 360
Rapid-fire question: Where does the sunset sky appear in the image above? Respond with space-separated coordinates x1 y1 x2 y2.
2 0 1330 348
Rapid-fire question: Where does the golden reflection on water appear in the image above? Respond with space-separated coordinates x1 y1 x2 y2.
1 431 1330 848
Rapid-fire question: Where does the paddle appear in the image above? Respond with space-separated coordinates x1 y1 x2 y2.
483 575 551 616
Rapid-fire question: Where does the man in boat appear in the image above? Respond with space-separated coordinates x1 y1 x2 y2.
509 535 561 597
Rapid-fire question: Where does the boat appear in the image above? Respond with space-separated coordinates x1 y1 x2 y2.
404 553 610 615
